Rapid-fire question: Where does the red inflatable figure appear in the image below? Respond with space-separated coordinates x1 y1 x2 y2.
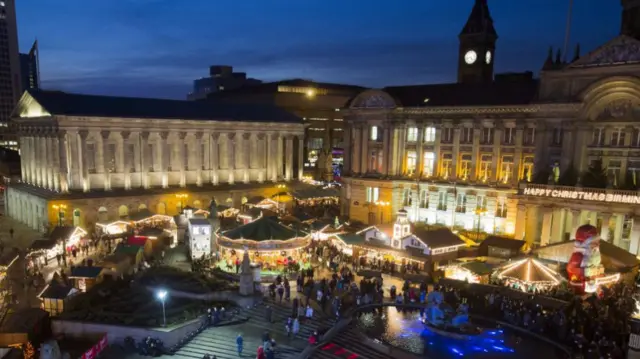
566 224 604 293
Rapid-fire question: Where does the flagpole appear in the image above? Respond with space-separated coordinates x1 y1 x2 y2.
562 0 574 63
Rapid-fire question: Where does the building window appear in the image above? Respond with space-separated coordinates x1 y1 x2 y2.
460 154 472 181
366 187 379 203
592 128 605 146
441 128 453 143
441 153 452 179
500 156 513 184
126 144 135 172
424 127 436 142
406 151 417 175
503 127 515 145
611 128 625 147
461 127 473 144
402 188 412 206
608 160 621 187
524 127 536 145
106 143 117 173
86 143 96 174
632 128 640 148
476 195 487 210
496 198 508 218
423 152 435 177
407 127 418 142
308 138 323 149
370 150 383 173
628 161 640 189
437 192 447 211
419 190 429 208
480 128 493 144
552 128 563 146
370 126 379 141
455 193 467 213
479 155 492 182
521 157 534 182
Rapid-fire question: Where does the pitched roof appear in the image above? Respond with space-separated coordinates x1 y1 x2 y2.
208 79 366 98
189 218 210 226
114 243 143 255
49 226 77 241
222 216 302 241
21 89 301 123
460 0 497 37
69 266 103 278
480 236 526 251
383 80 538 107
495 257 562 283
39 283 75 299
336 233 364 246
413 228 466 249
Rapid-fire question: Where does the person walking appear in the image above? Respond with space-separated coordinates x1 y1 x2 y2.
236 333 243 356
292 317 300 338
285 317 292 337
284 280 291 301
265 305 272 323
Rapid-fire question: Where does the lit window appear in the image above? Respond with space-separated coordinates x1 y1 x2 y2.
496 198 508 218
419 190 429 208
423 152 435 177
441 153 452 179
366 187 380 202
460 154 472 181
500 156 513 184
479 154 492 182
455 193 467 213
476 195 487 210
424 127 436 142
437 192 447 211
370 126 378 141
521 157 534 182
406 151 417 175
407 127 418 142
608 160 621 188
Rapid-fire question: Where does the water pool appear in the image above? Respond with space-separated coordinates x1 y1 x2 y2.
354 307 566 359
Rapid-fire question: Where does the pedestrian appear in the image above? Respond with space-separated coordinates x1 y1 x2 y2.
265 305 272 323
236 333 243 356
277 284 284 303
9 228 13 240
292 317 300 337
56 254 61 266
256 346 265 359
284 280 290 301
305 305 313 318
297 304 305 319
285 317 292 337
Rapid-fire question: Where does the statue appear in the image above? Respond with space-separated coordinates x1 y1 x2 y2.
239 247 254 296
208 198 218 219
566 224 605 293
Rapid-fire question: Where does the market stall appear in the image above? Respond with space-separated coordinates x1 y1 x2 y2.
95 220 130 237
28 226 87 262
291 187 340 206
130 209 177 247
217 216 311 273
443 261 496 284
188 218 212 260
493 257 564 292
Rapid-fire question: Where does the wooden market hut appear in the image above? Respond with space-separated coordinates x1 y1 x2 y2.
69 266 104 292
37 282 78 317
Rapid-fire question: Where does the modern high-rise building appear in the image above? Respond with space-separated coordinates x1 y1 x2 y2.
20 40 40 92
0 0 22 149
187 65 262 100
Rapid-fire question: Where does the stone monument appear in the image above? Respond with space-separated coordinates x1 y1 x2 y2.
208 198 220 254
239 247 254 296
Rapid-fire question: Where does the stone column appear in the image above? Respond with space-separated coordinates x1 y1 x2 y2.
195 132 204 187
101 130 111 191
513 126 524 185
352 126 361 174
285 135 293 181
31 135 38 186
140 131 150 189
243 132 251 183
491 126 502 183
34 134 42 187
514 204 527 240
382 125 390 176
451 127 460 179
79 130 90 192
397 126 406 175
267 134 276 182
343 126 351 175
297 136 304 180
178 132 187 188
570 209 581 238
227 133 236 185
52 134 61 191
600 212 612 242
258 134 266 183
550 208 566 243
628 217 640 256
360 126 369 174
540 207 553 246
45 135 53 189
613 214 624 247
160 132 169 188
211 133 220 185
277 134 284 180
121 131 132 190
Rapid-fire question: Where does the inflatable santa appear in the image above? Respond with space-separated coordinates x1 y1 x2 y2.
566 224 605 293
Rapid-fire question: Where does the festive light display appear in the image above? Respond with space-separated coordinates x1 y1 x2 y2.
495 257 562 291
566 224 620 293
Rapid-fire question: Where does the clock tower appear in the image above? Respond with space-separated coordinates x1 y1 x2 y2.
621 0 640 40
457 0 497 84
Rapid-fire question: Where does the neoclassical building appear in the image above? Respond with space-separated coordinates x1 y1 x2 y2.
7 89 305 231
340 0 640 255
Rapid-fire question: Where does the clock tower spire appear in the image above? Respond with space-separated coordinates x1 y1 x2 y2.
457 0 498 84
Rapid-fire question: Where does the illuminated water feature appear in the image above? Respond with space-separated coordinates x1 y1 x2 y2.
355 307 564 359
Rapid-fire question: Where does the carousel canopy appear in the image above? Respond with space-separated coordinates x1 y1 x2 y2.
222 216 303 241
495 257 562 284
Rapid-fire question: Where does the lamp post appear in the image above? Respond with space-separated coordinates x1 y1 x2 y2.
157 289 168 327
475 207 487 240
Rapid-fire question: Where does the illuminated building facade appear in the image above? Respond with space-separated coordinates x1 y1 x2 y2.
7 89 304 232
208 79 366 177
341 0 640 255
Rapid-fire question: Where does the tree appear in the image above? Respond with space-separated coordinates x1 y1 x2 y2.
23 342 35 359
558 164 579 186
581 158 608 188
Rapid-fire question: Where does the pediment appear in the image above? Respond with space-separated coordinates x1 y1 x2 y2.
12 91 51 118
569 35 640 68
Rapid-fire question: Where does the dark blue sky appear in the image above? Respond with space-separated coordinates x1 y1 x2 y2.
18 0 618 99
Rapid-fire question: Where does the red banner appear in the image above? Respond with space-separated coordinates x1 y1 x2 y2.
81 335 107 359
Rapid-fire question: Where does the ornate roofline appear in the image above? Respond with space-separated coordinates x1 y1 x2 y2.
397 103 581 115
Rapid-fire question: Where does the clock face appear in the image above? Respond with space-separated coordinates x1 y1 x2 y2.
464 50 477 65
485 50 492 64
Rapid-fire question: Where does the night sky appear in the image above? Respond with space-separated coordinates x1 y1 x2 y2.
18 0 618 100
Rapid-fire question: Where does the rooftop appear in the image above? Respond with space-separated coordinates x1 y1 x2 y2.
222 216 304 241
19 89 301 123
413 228 466 249
208 78 366 99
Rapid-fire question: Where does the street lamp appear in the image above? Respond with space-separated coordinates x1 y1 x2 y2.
475 207 487 240
52 204 66 227
157 289 168 327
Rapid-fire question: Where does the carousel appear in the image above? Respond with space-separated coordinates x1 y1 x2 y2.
216 216 312 274
493 257 564 292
